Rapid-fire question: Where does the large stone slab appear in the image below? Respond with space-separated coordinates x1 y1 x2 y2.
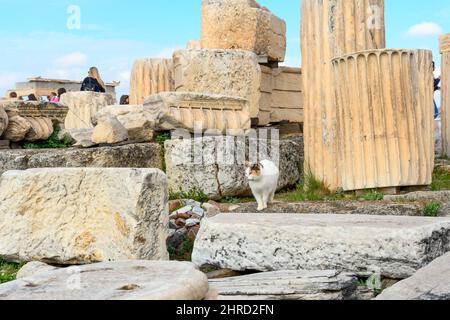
165 136 303 200
192 214 450 279
173 49 262 120
0 261 208 300
144 92 250 134
201 0 286 62
376 253 450 300
95 105 155 142
0 168 169 264
61 92 116 129
208 270 357 300
0 100 68 123
226 201 424 216
0 143 163 176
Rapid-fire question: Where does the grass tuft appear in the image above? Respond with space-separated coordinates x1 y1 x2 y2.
0 259 23 284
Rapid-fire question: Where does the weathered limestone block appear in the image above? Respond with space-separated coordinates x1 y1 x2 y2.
0 143 163 175
16 261 59 279
376 253 450 300
208 270 357 300
58 128 95 148
0 261 209 300
332 49 434 191
441 34 450 157
201 0 286 62
269 67 303 123
0 100 68 123
129 59 174 105
144 92 251 133
61 92 116 129
301 0 386 190
0 168 169 264
1 116 31 142
95 105 155 142
192 214 450 279
0 106 8 136
173 49 264 122
92 116 129 144
165 136 303 200
24 117 54 141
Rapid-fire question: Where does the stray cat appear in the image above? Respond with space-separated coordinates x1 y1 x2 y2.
245 159 280 211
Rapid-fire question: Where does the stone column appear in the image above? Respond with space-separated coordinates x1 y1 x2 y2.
300 0 385 190
333 49 434 191
129 59 174 105
441 34 450 157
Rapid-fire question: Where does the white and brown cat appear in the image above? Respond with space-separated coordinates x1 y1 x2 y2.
245 159 280 211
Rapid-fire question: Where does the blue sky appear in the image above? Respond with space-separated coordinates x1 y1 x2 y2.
0 0 449 98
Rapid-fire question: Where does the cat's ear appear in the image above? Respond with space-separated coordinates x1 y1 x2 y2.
259 162 264 169
244 161 251 168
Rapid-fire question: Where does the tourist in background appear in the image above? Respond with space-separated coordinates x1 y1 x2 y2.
81 67 106 93
49 92 59 103
9 92 18 99
120 95 129 105
433 62 441 119
28 94 38 101
57 88 67 100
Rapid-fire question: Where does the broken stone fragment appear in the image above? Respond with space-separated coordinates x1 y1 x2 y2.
0 105 8 136
94 104 155 142
0 168 169 264
91 116 129 144
1 115 32 142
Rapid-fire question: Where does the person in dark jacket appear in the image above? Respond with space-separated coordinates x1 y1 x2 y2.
433 62 441 119
81 67 106 93
120 95 129 105
28 94 38 101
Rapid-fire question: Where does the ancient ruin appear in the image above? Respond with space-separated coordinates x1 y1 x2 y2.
1 0 450 302
441 34 450 157
301 0 386 190
5 77 119 100
333 49 434 191
129 59 174 105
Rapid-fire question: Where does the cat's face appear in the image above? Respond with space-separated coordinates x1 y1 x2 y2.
245 162 263 181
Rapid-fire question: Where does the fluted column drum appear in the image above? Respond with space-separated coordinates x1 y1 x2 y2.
440 34 450 157
332 49 434 191
129 59 174 105
301 0 386 190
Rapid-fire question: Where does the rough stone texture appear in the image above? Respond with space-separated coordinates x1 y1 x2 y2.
441 34 450 157
144 92 250 134
129 59 174 105
226 201 424 216
208 270 357 300
59 128 95 148
0 168 168 264
1 116 31 142
0 261 209 300
95 105 155 142
201 0 286 62
0 100 68 123
165 136 303 200
268 66 303 123
61 92 116 130
333 49 434 191
385 191 450 204
92 116 129 144
192 214 450 279
24 117 54 141
376 253 450 300
301 0 386 190
16 262 59 279
0 106 8 136
0 143 163 176
173 49 262 121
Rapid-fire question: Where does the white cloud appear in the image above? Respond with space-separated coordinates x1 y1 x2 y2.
54 52 88 67
406 22 443 38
